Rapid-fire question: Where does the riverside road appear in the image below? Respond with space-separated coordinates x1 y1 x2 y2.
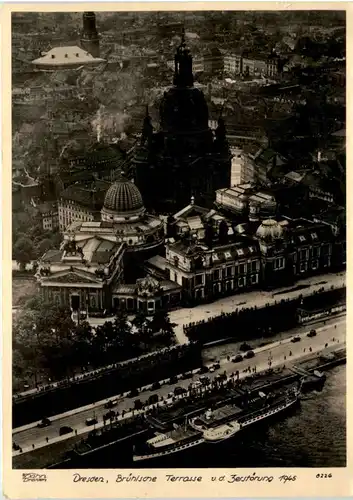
13 317 345 455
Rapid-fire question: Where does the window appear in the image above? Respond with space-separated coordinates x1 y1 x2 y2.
238 277 246 287
195 274 204 286
249 246 255 254
274 257 284 270
299 235 306 243
173 256 179 267
212 253 220 262
226 266 232 277
239 264 245 274
251 261 257 272
213 269 220 281
226 281 233 291
323 255 330 267
312 246 320 258
236 249 244 257
300 249 307 260
300 262 307 272
224 251 232 259
312 259 319 270
251 274 258 284
311 232 318 240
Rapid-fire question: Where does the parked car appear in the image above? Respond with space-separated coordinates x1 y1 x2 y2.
181 372 193 380
85 417 98 426
174 386 187 396
168 375 178 384
209 366 216 373
307 329 317 338
59 426 73 436
232 354 243 363
239 342 253 352
37 418 51 428
199 366 209 374
291 336 301 343
148 394 159 405
134 399 143 410
199 375 210 386
213 362 221 369
128 388 139 398
104 399 119 409
103 410 115 420
244 350 255 359
151 381 161 390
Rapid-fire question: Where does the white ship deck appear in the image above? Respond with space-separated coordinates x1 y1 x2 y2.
148 428 200 448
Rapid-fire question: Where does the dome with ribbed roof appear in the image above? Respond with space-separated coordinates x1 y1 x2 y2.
101 175 145 222
256 219 284 242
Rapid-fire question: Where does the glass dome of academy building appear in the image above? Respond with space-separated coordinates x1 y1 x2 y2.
37 175 166 313
132 29 231 213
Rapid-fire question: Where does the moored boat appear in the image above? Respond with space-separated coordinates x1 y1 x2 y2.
133 424 204 462
190 386 301 444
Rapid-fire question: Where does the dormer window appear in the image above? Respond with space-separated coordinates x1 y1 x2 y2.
237 249 244 257
224 251 232 259
311 232 318 240
299 235 306 243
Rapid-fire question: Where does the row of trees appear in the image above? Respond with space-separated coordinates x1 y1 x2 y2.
13 297 176 392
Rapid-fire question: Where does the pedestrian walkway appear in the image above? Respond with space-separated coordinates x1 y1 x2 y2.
169 272 345 344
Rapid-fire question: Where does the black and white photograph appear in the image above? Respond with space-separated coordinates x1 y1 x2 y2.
10 7 346 474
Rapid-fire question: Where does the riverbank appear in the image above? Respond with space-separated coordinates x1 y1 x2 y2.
13 334 345 469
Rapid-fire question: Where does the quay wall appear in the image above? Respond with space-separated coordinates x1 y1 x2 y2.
184 288 346 344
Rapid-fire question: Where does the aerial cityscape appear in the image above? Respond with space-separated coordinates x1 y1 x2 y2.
12 10 346 469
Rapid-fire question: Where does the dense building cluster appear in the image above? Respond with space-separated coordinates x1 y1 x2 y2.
13 12 345 318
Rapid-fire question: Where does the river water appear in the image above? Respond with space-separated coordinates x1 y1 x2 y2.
81 365 345 468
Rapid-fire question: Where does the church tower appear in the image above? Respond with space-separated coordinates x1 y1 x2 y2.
81 12 100 58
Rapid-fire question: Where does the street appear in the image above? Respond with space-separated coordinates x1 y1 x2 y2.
13 318 345 455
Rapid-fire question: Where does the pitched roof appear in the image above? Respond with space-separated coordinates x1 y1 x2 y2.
60 180 111 209
32 46 105 67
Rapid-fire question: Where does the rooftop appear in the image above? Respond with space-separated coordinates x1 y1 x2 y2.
60 180 111 209
32 46 105 67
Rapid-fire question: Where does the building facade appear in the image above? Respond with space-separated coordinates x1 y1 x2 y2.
58 180 111 231
223 52 243 75
37 177 166 314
